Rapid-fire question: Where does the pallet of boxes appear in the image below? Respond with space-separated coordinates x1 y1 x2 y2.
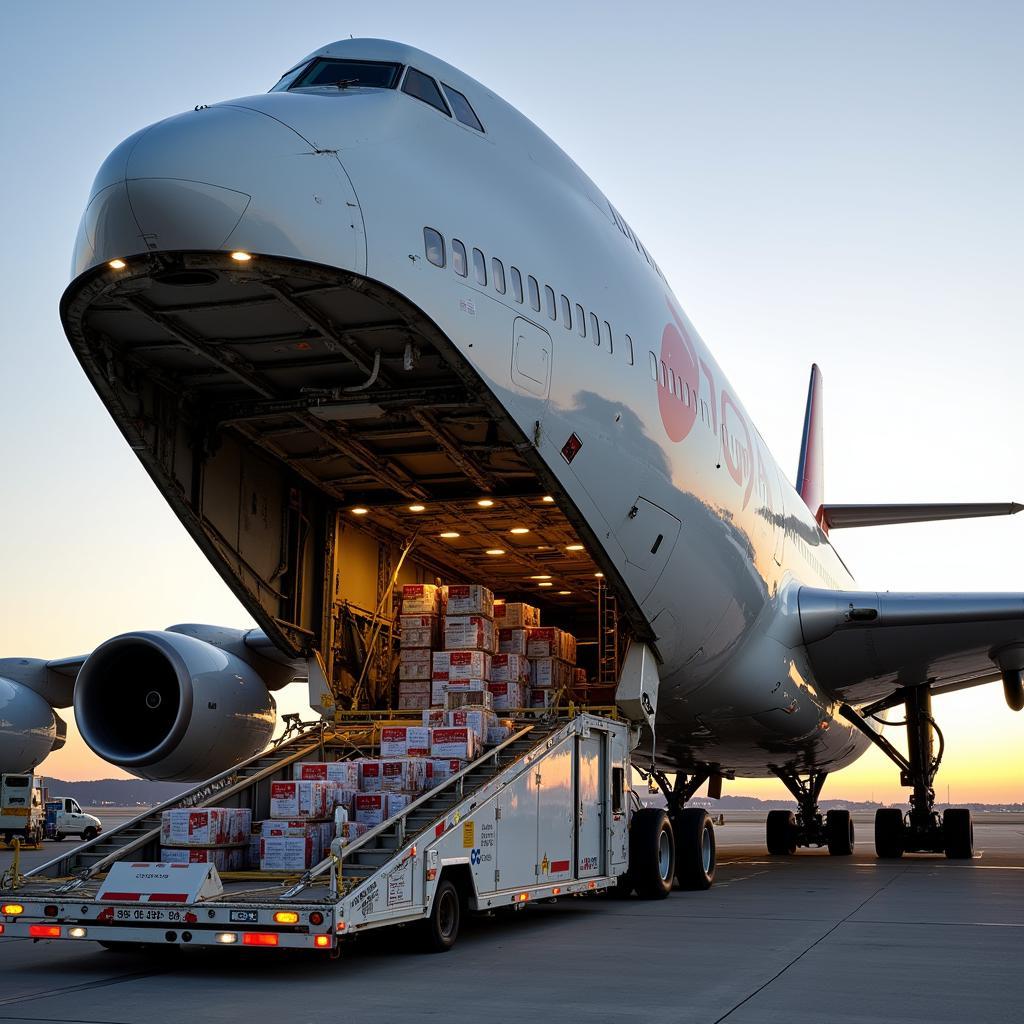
159 807 253 871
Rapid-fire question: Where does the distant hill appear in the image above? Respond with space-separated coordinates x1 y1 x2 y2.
37 778 187 807
642 794 1024 813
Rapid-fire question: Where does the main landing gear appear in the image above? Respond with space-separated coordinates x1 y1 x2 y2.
764 769 854 856
641 767 717 891
841 685 974 860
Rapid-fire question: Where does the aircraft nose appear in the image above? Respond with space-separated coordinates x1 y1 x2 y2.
74 104 364 276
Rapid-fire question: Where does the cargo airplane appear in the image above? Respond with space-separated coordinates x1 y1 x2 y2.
3 38 1022 889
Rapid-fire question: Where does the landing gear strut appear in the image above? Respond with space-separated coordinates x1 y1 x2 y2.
766 769 854 856
841 685 974 859
646 768 717 890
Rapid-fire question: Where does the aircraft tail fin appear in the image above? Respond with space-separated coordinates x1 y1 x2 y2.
796 364 824 522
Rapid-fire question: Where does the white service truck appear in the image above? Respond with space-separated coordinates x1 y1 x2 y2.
0 774 46 847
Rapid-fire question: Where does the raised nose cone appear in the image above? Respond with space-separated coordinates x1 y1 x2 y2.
73 103 365 277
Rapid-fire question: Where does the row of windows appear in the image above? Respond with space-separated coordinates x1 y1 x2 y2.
649 352 715 427
279 57 485 133
608 201 663 280
424 227 635 366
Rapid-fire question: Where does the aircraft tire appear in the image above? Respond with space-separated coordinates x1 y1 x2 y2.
874 808 905 858
629 808 675 899
826 809 855 856
674 808 716 890
943 808 974 859
766 810 797 855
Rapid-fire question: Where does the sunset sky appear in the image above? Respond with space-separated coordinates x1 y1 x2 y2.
1 2 1022 804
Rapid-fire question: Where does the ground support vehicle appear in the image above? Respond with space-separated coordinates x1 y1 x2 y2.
1 774 46 848
45 798 102 842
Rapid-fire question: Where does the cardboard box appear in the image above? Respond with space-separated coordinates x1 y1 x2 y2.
354 792 409 826
160 808 251 847
527 627 577 662
428 758 465 784
160 846 245 872
328 786 359 815
487 680 525 710
446 687 494 711
260 835 317 871
573 667 588 687
422 708 446 728
446 707 498 746
532 657 574 689
445 584 494 618
530 687 561 708
498 628 529 655
359 760 383 792
490 653 531 683
259 819 323 862
487 723 511 746
379 758 422 793
399 648 432 681
430 679 448 706
294 761 360 787
269 780 332 820
399 613 439 648
401 583 442 615
431 726 480 760
432 650 492 682
444 615 496 652
339 821 370 845
399 680 431 709
380 726 432 757
494 602 540 628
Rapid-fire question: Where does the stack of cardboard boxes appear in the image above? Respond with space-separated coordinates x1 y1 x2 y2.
159 807 252 871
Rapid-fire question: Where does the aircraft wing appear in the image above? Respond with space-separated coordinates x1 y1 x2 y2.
797 588 1024 707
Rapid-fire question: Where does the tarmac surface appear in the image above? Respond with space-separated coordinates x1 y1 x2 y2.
1 809 1022 1023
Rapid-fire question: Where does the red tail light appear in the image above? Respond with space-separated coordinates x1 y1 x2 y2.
30 924 61 938
242 932 279 947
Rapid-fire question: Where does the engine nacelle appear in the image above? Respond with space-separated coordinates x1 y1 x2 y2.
0 677 64 773
74 630 279 782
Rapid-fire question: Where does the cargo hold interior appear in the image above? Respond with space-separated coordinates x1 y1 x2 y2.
61 252 637 706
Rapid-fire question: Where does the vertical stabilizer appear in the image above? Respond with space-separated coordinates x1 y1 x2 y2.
796 364 824 523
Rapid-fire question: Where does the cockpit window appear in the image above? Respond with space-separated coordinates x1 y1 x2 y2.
441 84 485 132
285 58 403 91
402 67 451 116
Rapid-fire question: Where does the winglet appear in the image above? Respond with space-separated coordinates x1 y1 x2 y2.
796 364 824 523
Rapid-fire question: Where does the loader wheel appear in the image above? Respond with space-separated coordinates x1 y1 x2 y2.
675 808 716 890
629 808 675 899
82 827 99 841
422 879 460 952
55 832 66 842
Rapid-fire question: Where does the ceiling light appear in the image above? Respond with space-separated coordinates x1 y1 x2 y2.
558 590 572 595
486 548 505 556
542 496 555 503
530 575 552 580
509 527 530 535
351 507 368 515
565 544 584 551
594 572 604 578
408 504 426 512
477 499 495 508
230 251 252 262
107 258 126 270
538 582 553 587
439 531 460 539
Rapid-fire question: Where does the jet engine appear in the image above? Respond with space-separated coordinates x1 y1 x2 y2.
72 626 297 783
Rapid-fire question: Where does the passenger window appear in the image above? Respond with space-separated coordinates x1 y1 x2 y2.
660 360 668 388
649 351 658 381
604 320 613 354
528 275 541 311
423 227 445 268
576 304 586 337
401 67 451 116
441 83 485 131
561 295 572 329
625 333 634 365
590 312 600 346
545 285 556 320
669 370 676 397
452 239 467 277
492 258 506 294
473 247 487 286
511 267 524 303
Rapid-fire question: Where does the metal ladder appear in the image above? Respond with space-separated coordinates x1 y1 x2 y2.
596 579 620 693
29 724 330 881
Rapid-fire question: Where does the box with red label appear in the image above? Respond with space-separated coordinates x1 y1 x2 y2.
428 758 465 784
401 583 442 615
532 657 574 689
487 723 511 746
446 687 494 711
527 627 577 662
487 681 525 711
399 680 431 709
354 792 410 826
160 808 236 847
160 846 245 872
432 650 491 682
259 819 323 862
498 628 529 655
293 760 360 787
530 687 561 708
422 707 446 728
269 780 331 820
445 584 494 618
399 648 432 681
490 653 531 683
379 758 420 793
431 726 480 760
494 602 540 628
399 613 439 648
328 786 359 815
446 707 498 746
444 615 496 652
260 834 317 871
380 726 432 757
339 821 370 845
